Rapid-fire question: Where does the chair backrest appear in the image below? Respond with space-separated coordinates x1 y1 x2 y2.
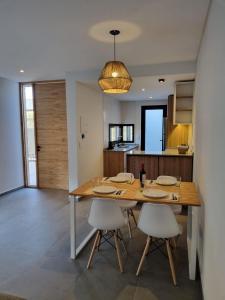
88 198 125 230
138 203 180 238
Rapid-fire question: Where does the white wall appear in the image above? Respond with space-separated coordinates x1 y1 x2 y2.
121 100 167 144
76 82 104 185
193 1 225 299
103 95 121 148
0 77 24 194
66 70 123 190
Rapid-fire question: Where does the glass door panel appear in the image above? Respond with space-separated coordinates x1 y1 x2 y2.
21 84 37 187
145 109 163 151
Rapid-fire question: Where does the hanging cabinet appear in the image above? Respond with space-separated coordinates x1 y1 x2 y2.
173 81 194 125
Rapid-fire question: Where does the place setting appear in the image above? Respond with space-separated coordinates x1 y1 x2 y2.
141 188 180 202
101 173 135 184
90 179 127 196
138 176 181 202
145 175 181 187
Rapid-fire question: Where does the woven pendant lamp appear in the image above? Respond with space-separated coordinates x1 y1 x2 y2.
98 30 132 94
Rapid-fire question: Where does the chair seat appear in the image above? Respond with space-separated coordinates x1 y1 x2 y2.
138 203 180 239
88 198 126 231
117 200 137 209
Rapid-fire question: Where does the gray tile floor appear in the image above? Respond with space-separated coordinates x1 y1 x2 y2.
0 188 202 300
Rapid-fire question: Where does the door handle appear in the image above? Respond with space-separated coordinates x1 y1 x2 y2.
37 145 41 152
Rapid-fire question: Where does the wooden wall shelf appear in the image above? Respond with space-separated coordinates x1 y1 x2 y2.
173 81 194 125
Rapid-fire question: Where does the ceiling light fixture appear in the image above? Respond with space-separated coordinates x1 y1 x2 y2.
149 96 153 99
158 78 165 83
141 88 145 92
98 30 132 94
20 69 24 73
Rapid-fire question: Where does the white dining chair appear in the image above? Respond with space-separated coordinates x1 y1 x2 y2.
136 203 182 285
171 204 182 215
87 198 127 272
116 173 138 238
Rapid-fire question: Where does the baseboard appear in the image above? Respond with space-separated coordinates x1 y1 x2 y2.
0 185 25 197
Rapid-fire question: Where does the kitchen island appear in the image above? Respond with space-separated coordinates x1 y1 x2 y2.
127 149 193 181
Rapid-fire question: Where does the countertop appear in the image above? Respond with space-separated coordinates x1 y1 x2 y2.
104 144 139 152
127 148 193 157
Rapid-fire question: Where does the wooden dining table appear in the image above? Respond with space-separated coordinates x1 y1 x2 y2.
69 177 201 280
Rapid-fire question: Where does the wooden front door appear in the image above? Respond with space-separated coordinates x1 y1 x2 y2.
34 82 68 190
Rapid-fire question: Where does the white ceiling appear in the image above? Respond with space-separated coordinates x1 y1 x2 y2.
0 0 209 82
114 73 195 101
87 73 195 101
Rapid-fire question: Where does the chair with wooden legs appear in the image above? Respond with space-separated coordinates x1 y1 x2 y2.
116 173 138 238
136 203 182 285
116 199 137 238
87 198 126 272
171 204 182 215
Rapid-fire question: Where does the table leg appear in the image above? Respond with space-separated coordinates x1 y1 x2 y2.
70 195 76 259
70 195 97 259
187 206 199 280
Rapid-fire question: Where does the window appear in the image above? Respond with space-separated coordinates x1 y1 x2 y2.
109 124 134 145
21 84 38 187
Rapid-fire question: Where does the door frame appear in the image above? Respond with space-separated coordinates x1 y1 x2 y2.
141 105 167 151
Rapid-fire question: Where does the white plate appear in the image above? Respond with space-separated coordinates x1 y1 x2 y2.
93 185 117 194
143 188 169 198
110 176 129 183
156 176 177 186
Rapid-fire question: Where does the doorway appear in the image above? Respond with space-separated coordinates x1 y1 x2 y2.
141 105 167 151
20 81 68 190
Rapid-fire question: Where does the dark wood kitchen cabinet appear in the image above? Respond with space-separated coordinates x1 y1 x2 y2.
126 155 158 180
127 154 193 181
103 145 139 177
104 151 126 177
158 156 193 181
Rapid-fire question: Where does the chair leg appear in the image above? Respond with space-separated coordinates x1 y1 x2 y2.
117 229 127 255
126 209 132 238
171 237 177 249
136 236 151 276
97 230 102 251
87 230 100 269
114 231 123 273
166 239 177 285
130 209 137 226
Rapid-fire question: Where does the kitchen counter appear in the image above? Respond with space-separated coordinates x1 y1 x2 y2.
127 149 193 181
104 144 139 152
127 148 193 157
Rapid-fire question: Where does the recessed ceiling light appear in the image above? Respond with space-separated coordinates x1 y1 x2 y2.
142 88 145 91
158 78 165 83
20 69 24 73
149 96 153 99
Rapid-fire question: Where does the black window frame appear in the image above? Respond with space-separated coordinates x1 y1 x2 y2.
109 123 135 144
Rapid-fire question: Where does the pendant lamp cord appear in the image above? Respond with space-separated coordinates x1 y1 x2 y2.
114 34 116 61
